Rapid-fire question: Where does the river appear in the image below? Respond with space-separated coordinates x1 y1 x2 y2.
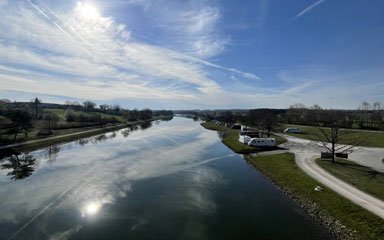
0 117 334 240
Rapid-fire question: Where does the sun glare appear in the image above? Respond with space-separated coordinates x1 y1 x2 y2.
82 201 101 217
77 2 100 19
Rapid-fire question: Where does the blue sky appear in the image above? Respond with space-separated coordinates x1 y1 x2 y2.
0 0 383 109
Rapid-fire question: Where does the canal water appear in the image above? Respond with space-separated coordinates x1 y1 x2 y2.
0 117 334 240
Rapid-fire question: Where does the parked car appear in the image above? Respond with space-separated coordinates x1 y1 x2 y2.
284 127 301 133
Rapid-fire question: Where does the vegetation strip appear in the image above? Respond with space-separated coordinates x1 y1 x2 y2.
316 158 384 201
201 122 384 240
0 117 166 152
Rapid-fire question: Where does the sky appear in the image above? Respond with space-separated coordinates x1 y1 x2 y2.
0 0 383 110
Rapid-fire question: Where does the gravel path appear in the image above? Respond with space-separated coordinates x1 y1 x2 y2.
278 134 384 219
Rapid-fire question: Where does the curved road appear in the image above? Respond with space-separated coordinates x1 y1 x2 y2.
278 134 384 219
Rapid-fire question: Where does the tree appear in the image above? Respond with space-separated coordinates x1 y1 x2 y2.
310 104 322 110
112 104 121 115
372 101 383 129
8 109 33 141
358 101 371 128
223 111 235 124
64 101 73 109
316 111 364 163
260 110 277 137
289 103 306 109
286 103 307 124
42 112 59 134
247 109 261 128
83 100 96 111
65 109 76 122
139 109 153 120
99 104 110 113
0 99 11 115
33 97 42 119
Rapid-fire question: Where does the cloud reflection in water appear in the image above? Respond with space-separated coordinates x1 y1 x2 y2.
0 118 226 240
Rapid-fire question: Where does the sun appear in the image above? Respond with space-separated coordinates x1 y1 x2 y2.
76 2 100 19
82 201 101 217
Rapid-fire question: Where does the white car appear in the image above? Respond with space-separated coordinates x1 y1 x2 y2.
284 128 301 133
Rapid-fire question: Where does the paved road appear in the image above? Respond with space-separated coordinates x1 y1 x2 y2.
277 134 384 219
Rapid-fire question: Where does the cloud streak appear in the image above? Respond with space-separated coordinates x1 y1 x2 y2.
0 0 261 108
292 0 326 20
0 0 379 110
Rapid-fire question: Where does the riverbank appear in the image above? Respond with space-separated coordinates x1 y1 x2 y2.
200 121 384 240
0 117 169 152
200 122 286 154
246 153 384 240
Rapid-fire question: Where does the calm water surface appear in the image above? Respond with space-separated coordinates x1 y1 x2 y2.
0 117 334 240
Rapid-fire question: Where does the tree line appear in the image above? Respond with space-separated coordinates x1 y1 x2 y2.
186 101 384 131
0 98 173 143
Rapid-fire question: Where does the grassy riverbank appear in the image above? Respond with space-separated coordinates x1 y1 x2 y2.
1 117 168 152
246 153 384 240
277 124 384 148
46 108 126 122
316 158 384 201
200 122 286 154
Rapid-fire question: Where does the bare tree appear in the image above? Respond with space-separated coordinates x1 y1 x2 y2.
99 104 110 113
316 112 365 163
83 100 96 111
359 101 371 128
372 102 383 129
310 104 322 110
113 104 121 115
42 112 59 134
289 103 306 109
258 109 277 137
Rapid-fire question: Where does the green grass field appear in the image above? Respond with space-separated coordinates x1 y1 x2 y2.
278 124 384 148
45 108 125 122
201 122 286 154
316 158 384 201
247 153 384 240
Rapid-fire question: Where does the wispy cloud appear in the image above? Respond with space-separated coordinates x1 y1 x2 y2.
0 0 261 108
1 0 377 110
292 0 326 20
